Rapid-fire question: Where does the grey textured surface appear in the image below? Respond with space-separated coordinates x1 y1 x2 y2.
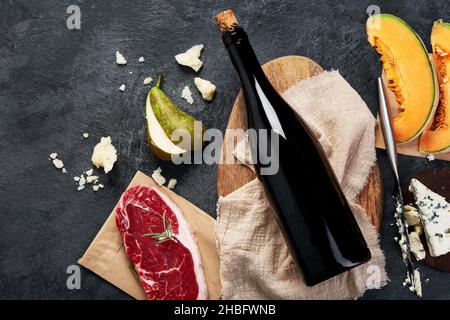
1 0 449 299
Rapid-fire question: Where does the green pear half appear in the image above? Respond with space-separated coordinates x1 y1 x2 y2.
146 75 204 160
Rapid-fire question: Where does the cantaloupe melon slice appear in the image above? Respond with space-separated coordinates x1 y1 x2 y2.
420 20 450 154
367 14 438 143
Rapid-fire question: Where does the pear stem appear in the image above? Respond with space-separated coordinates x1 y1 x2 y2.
155 73 162 88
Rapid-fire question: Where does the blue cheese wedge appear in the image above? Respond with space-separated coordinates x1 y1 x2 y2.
409 178 450 257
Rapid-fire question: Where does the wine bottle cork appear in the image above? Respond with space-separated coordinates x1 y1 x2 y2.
215 9 239 33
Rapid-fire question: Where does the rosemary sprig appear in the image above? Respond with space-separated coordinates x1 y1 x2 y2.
142 211 178 244
129 264 140 281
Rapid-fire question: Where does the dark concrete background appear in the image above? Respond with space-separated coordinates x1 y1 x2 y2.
1 0 449 299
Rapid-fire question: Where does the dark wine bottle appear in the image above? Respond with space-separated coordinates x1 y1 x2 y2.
216 10 371 286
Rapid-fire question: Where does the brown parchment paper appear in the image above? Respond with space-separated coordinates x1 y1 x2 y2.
375 70 450 161
78 171 222 300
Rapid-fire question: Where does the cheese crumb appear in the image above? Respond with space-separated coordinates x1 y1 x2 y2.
138 56 145 63
52 159 64 169
49 153 58 160
408 231 426 261
77 185 85 191
119 84 126 92
83 133 89 139
74 176 80 182
414 224 423 237
143 77 153 85
404 269 422 297
414 270 422 297
85 169 93 176
91 136 117 174
62 168 67 174
86 175 99 184
426 153 435 161
194 77 216 101
404 205 420 226
92 185 100 192
116 51 127 65
181 86 193 104
167 178 177 190
152 167 166 186
174 44 204 72
98 184 104 189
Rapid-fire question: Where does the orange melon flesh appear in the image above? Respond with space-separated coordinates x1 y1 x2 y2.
420 20 450 154
367 14 436 143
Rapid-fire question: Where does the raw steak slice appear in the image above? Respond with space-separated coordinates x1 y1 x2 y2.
115 185 208 300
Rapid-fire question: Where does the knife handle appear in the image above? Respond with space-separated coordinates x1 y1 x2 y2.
377 78 400 181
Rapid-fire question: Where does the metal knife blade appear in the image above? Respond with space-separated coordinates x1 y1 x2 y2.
377 78 417 288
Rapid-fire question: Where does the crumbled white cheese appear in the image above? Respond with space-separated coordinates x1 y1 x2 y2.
52 159 64 169
404 205 421 226
404 269 422 297
394 199 422 296
414 270 422 297
49 153 58 160
138 56 145 63
414 224 424 237
408 231 426 261
74 170 102 192
143 77 153 85
91 136 117 174
174 44 204 72
98 184 104 189
83 133 89 139
426 153 435 161
86 175 99 184
79 175 86 186
119 84 126 92
167 178 177 190
394 201 410 261
194 77 216 101
62 168 67 174
152 167 166 186
116 51 127 65
181 86 193 104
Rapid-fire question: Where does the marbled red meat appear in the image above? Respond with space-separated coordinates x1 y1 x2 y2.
115 185 208 300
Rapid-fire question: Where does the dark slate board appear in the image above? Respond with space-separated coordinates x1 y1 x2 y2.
1 0 449 299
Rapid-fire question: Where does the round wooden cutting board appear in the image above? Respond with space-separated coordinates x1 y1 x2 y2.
217 55 383 231
403 168 450 272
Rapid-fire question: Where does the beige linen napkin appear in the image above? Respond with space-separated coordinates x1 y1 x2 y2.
216 71 388 300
